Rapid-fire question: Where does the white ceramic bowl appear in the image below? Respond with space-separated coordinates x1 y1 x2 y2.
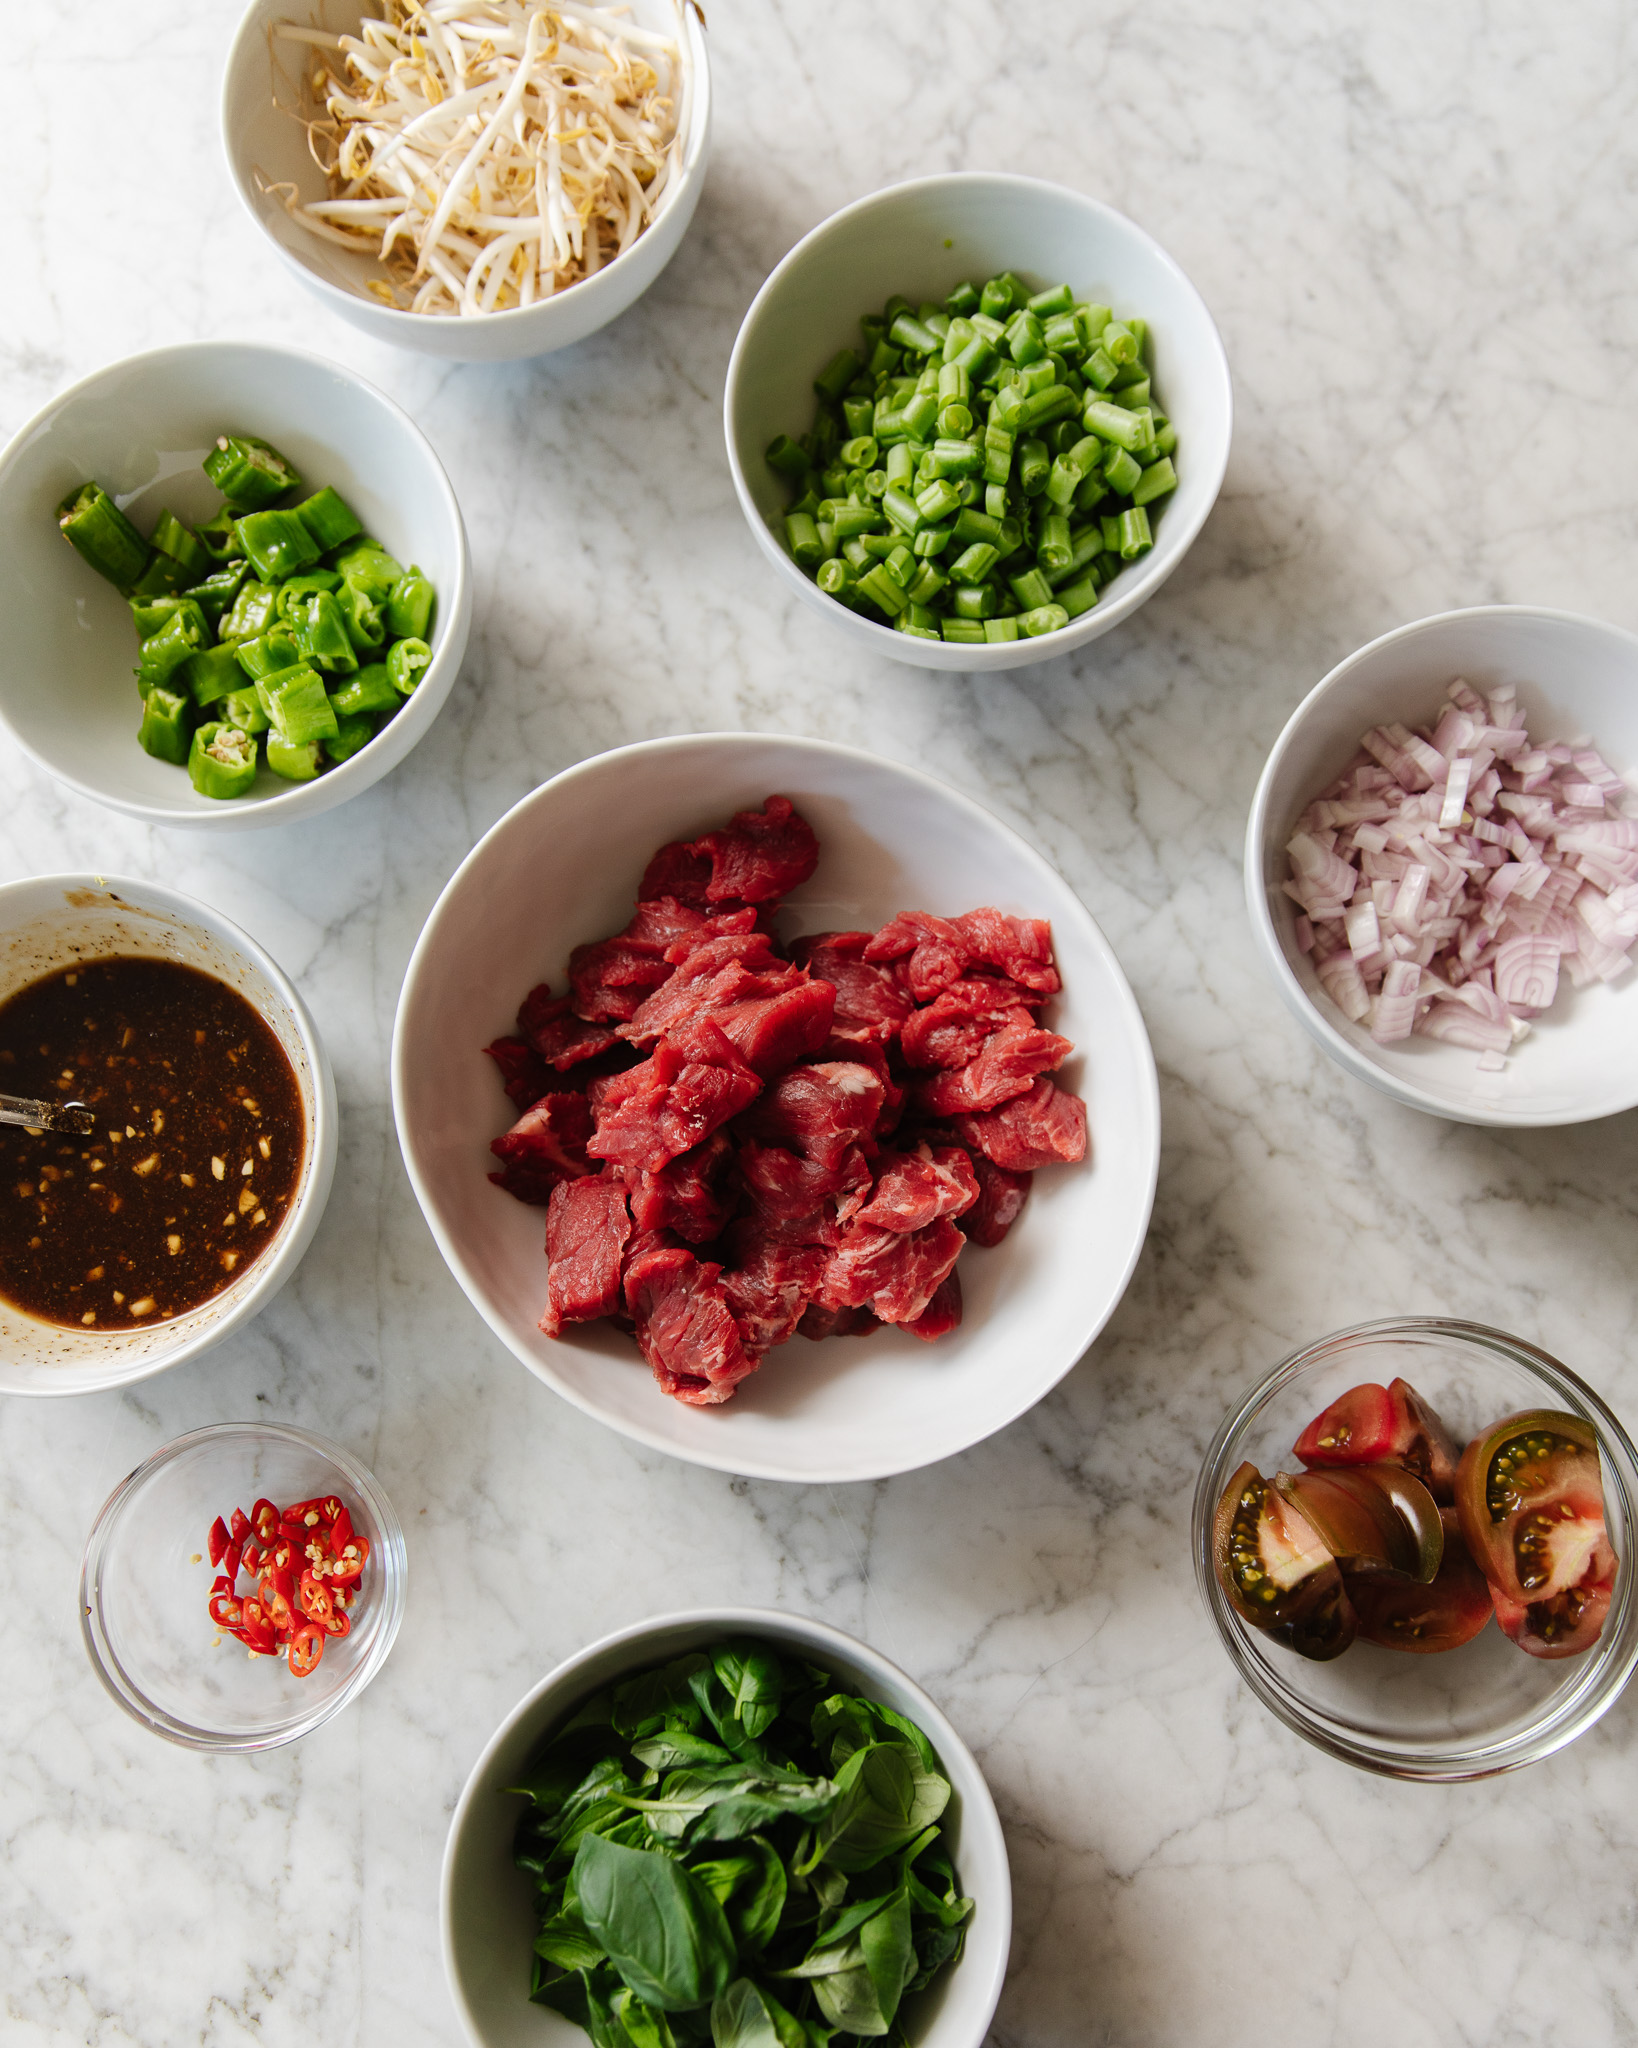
0 874 336 1396
393 732 1159 1482
0 340 471 829
441 1607 1011 2048
724 173 1232 672
222 0 711 361
1246 606 1638 1127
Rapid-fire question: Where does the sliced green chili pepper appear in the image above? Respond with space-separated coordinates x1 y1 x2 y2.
328 663 399 720
203 434 303 510
256 663 340 746
384 565 435 640
128 550 189 598
138 686 193 766
193 508 243 565
273 572 341 615
182 561 251 627
386 636 431 696
188 721 258 800
150 511 210 583
129 593 190 639
235 627 302 681
233 508 321 583
265 735 324 782
178 641 246 707
293 486 362 553
57 483 150 592
218 685 270 736
219 579 280 643
325 713 375 765
330 540 403 602
289 589 359 674
136 604 209 689
333 578 385 652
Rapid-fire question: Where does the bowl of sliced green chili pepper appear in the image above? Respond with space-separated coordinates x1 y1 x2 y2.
0 340 470 827
441 1608 1011 2048
725 173 1232 672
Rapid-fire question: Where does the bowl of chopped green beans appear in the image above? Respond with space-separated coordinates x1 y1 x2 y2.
0 340 470 828
725 173 1232 670
441 1607 1011 2048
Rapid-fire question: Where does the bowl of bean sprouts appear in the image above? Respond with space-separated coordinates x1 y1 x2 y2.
222 0 711 360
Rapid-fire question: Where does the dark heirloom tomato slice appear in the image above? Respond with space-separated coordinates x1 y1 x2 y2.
1387 1379 1460 1502
1294 1382 1398 1467
1346 1510 1493 1653
1213 1460 1357 1661
1490 1571 1615 1660
1455 1410 1615 1608
1277 1464 1443 1583
1295 1378 1460 1502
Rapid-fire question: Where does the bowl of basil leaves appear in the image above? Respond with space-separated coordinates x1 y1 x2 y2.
440 1609 1011 2048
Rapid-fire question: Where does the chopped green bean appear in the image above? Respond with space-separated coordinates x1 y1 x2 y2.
984 616 1021 644
814 348 861 402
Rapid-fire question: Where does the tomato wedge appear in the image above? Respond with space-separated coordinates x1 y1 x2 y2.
1276 1464 1443 1583
1490 1571 1616 1660
207 1516 230 1568
1455 1410 1614 1607
287 1622 325 1678
1346 1512 1493 1653
1213 1460 1357 1660
1295 1378 1460 1501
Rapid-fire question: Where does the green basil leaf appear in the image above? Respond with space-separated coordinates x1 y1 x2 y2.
802 1745 949 1875
615 1769 837 1845
574 1832 738 2012
905 1918 965 1996
811 1960 890 2038
613 1656 712 1741
857 1887 915 2029
612 1987 681 2048
633 1730 735 1772
710 1977 810 2048
712 1640 787 1741
535 1908 608 1973
689 1836 787 1954
811 1696 939 1777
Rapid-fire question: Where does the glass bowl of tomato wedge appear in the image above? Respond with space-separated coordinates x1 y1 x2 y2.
80 1421 407 1751
1192 1318 1638 1780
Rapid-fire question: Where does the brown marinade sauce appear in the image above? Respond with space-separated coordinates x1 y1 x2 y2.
0 957 305 1330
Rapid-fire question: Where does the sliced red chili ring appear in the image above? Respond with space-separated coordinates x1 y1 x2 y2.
238 1538 263 1578
207 1516 230 1567
223 1540 243 1586
287 1622 324 1678
327 1535 370 1585
330 1504 355 1556
239 1595 276 1653
297 1570 334 1625
208 1591 244 1629
250 1498 281 1543
317 1605 351 1640
229 1506 251 1545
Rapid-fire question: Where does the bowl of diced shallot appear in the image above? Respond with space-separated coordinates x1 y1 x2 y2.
1246 606 1638 1126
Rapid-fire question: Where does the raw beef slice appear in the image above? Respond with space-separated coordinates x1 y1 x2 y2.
955 1078 1088 1171
815 1215 966 1326
856 1144 979 1233
623 1242 757 1404
541 1176 633 1336
587 1019 763 1174
741 1061 886 1169
789 932 914 1043
490 1091 595 1204
911 1021 1073 1116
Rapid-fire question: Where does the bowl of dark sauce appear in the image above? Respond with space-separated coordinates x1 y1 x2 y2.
0 876 335 1395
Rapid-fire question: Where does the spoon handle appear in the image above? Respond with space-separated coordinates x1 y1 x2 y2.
0 1094 96 1135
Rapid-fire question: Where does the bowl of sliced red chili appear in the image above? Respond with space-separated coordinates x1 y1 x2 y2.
79 1421 407 1751
392 731 1160 1482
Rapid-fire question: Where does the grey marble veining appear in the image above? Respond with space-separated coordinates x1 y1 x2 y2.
4 2 1638 2043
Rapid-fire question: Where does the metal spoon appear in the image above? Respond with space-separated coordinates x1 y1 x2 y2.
0 1093 96 1135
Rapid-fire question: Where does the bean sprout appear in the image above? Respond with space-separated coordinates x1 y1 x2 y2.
265 2 688 317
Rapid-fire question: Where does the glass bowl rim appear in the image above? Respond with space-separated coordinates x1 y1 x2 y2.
79 1418 407 1752
1191 1315 1638 1782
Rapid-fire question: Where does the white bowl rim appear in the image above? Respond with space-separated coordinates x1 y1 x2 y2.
220 0 712 340
438 1604 1012 2048
391 729 1161 1483
0 870 338 1395
1244 602 1638 1128
723 169 1234 670
0 335 472 830
79 1418 408 1750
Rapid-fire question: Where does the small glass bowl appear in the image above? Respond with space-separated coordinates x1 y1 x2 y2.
80 1422 407 1751
1193 1318 1638 1781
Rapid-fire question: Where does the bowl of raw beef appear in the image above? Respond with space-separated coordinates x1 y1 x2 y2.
1247 607 1638 1126
392 733 1159 1482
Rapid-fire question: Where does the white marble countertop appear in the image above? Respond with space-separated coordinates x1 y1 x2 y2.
6 4 1638 2043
